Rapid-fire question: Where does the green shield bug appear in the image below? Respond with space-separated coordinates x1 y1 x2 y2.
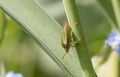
61 21 82 59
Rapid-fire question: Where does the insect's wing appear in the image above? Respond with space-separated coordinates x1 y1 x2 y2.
61 27 67 47
61 21 70 47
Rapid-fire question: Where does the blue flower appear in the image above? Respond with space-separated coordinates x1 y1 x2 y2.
105 32 120 55
0 71 23 77
115 44 120 54
6 71 23 77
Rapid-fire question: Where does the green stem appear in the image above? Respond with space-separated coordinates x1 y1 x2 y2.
63 0 97 77
0 9 6 46
0 62 6 77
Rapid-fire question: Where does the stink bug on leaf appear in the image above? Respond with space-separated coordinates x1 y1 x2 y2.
61 21 82 59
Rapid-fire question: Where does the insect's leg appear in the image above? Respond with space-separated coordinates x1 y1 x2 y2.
70 37 83 47
62 52 72 59
62 52 67 59
70 22 78 37
68 53 73 58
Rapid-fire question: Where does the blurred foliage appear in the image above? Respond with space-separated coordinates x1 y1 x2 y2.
0 18 65 77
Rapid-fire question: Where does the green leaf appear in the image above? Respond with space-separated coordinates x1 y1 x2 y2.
0 0 83 77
